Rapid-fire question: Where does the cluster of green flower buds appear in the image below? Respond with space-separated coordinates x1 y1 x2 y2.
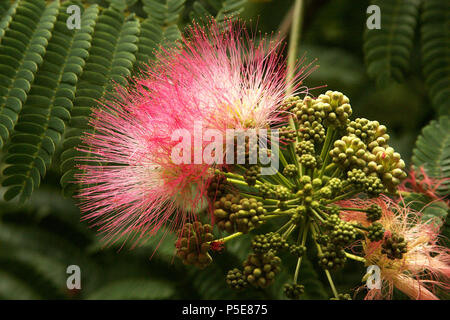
278 126 297 143
296 140 315 156
329 220 356 247
297 120 325 143
293 96 325 123
367 222 385 242
242 250 282 288
382 232 407 259
251 232 288 254
317 90 352 127
299 154 318 168
283 164 298 178
330 135 367 168
226 268 248 290
289 244 306 257
176 222 214 269
284 283 305 299
213 194 266 233
347 169 385 196
258 183 293 201
318 243 347 270
207 173 229 200
243 164 260 186
366 146 407 191
367 121 390 151
366 204 382 222
233 134 258 165
327 178 343 193
326 215 357 247
346 118 376 143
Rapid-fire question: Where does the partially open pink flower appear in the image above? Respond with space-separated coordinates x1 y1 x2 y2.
400 166 449 205
347 196 450 300
76 20 313 246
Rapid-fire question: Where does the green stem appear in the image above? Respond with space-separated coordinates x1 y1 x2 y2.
279 148 289 168
330 166 341 178
275 170 296 189
236 164 272 185
319 128 336 179
217 171 261 185
288 137 302 179
227 178 250 187
399 191 411 197
310 223 339 299
212 232 243 244
327 190 359 203
320 127 334 160
345 252 367 263
310 208 325 223
286 0 305 88
276 220 293 234
324 163 336 173
285 197 301 204
286 0 305 181
353 224 369 232
280 148 300 188
294 218 309 283
324 269 339 299
282 223 297 239
260 214 287 220
240 193 278 204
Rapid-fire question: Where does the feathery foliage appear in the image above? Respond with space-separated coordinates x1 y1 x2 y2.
421 0 450 116
2 1 98 202
363 0 420 87
412 116 450 196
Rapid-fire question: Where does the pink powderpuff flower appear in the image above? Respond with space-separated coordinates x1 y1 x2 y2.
399 166 450 205
137 20 316 132
76 19 313 247
341 196 450 300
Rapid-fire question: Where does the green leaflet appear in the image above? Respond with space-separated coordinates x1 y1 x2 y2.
143 0 185 26
0 0 19 40
411 116 449 243
0 0 58 149
190 0 247 23
421 0 450 116
1 1 99 202
412 116 450 196
363 0 420 87
136 0 185 67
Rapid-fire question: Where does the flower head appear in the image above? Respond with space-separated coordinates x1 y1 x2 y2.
76 20 313 246
400 166 450 205
342 196 450 300
140 20 315 131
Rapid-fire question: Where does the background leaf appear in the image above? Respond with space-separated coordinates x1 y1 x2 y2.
363 0 421 87
412 116 450 196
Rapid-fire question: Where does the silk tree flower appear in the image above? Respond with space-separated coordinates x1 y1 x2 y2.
142 21 315 131
399 166 449 205
340 196 450 300
76 20 313 246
